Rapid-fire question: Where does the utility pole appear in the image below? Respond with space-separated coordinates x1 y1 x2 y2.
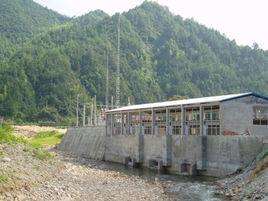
94 95 97 125
111 96 114 109
105 51 109 110
76 94 80 127
115 14 121 108
83 103 86 127
90 103 93 126
128 97 131 106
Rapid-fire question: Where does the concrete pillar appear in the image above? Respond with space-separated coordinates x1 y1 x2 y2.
139 111 142 135
166 108 169 135
200 105 203 136
127 112 130 135
121 113 123 135
111 114 114 137
181 106 185 135
105 114 108 136
152 109 155 135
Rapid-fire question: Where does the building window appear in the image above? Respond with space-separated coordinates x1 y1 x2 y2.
130 112 140 135
169 109 181 135
253 106 268 125
185 108 200 135
155 110 166 135
204 105 220 135
142 111 152 134
122 113 128 135
207 125 220 135
114 114 121 135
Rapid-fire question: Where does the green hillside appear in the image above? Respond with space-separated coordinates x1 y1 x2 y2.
0 0 68 42
1 1 268 123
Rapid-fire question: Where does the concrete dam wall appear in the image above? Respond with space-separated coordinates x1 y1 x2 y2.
58 127 264 177
57 126 105 160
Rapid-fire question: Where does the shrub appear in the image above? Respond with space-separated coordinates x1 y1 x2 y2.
32 148 54 160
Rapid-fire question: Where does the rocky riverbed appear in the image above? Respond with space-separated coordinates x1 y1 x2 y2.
0 145 171 201
2 142 267 201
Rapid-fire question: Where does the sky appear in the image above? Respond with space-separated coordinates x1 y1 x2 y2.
33 0 268 50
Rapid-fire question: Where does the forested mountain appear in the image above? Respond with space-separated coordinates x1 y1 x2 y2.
1 0 268 123
0 0 68 42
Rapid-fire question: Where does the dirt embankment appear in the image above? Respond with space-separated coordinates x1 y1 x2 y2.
217 154 268 201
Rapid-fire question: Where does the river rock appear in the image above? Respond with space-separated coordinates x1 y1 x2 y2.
2 157 11 162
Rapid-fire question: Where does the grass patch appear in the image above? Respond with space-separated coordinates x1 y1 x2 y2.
0 124 28 144
0 123 57 161
30 131 63 147
0 175 9 183
32 148 54 160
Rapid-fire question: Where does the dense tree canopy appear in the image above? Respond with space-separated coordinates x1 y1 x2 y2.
1 0 268 123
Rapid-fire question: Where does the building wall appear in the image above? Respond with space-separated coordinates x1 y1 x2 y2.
170 135 202 174
104 135 140 164
220 96 268 138
143 135 162 162
203 136 262 176
169 135 263 176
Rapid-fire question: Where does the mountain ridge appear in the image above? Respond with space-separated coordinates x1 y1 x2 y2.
1 0 268 123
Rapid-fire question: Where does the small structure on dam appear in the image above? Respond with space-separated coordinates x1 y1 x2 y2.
59 92 268 177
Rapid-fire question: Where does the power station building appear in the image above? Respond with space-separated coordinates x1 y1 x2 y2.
104 92 268 176
59 92 268 176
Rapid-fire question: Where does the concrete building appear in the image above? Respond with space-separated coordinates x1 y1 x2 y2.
58 92 268 177
104 92 268 176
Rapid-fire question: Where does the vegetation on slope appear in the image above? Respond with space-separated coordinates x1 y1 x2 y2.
1 1 268 123
0 123 59 160
0 0 68 42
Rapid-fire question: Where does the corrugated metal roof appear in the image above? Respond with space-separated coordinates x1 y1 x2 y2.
107 92 258 113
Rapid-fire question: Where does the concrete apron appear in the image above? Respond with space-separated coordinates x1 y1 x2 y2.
58 127 264 177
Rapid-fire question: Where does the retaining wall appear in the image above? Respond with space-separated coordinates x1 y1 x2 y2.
57 126 105 160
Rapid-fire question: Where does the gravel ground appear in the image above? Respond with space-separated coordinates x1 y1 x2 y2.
217 159 268 201
0 146 170 201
